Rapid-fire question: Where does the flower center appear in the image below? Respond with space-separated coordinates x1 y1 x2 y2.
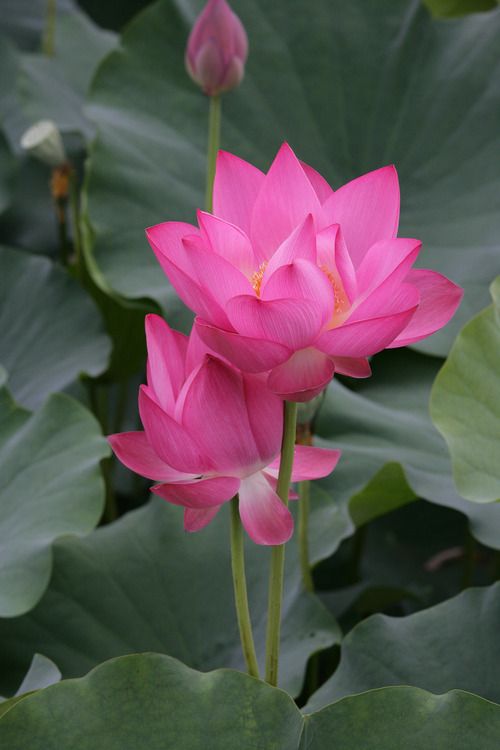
250 261 268 297
320 265 350 320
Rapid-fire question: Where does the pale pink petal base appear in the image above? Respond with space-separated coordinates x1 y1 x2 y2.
267 445 341 482
238 472 294 545
267 347 335 401
151 475 240 508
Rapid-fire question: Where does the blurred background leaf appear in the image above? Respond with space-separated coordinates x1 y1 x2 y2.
431 277 500 503
0 246 111 409
0 375 109 617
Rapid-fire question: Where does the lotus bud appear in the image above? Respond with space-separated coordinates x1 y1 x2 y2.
20 119 66 168
185 0 248 96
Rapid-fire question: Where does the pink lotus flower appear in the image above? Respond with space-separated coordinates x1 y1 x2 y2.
147 144 463 401
185 0 248 96
109 314 340 545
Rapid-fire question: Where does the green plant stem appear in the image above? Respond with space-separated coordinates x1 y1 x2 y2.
56 198 69 265
205 94 221 212
230 497 260 679
42 0 57 56
265 400 298 686
68 168 82 273
298 480 314 592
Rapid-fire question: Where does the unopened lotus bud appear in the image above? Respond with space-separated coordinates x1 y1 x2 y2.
185 0 248 96
20 119 66 168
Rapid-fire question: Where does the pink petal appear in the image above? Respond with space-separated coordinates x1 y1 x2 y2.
356 238 421 297
316 224 357 304
262 214 317 281
267 445 341 481
226 295 325 349
197 210 256 276
185 321 220 372
180 355 265 474
238 472 294 545
184 506 221 532
261 259 334 330
139 385 213 473
148 230 229 328
213 150 265 235
388 269 463 348
250 143 322 262
317 287 419 357
146 221 198 275
152 475 240 508
322 166 400 267
108 432 194 482
243 374 283 466
331 356 371 378
182 235 253 309
267 348 335 402
348 276 421 323
145 314 187 414
263 472 299 501
195 319 292 372
300 160 334 204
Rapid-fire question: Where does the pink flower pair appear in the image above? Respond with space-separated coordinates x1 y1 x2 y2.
147 144 462 401
110 144 462 545
110 315 340 545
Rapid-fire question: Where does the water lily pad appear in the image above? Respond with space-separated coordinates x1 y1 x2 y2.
0 653 498 749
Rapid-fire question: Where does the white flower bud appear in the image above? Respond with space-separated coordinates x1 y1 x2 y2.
20 120 66 168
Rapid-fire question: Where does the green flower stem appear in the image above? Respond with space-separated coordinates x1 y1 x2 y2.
205 94 221 212
265 400 298 686
230 496 260 679
298 480 314 592
55 196 69 266
68 168 82 273
42 0 57 57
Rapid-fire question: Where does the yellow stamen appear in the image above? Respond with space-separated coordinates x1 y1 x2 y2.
320 264 349 316
251 261 268 296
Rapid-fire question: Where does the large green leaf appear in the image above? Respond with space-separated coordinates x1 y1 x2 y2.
307 583 500 711
0 653 498 748
0 375 109 617
0 246 111 408
431 277 500 503
83 0 500 354
0 496 342 697
0 131 13 216
0 653 61 717
301 687 500 749
317 348 500 550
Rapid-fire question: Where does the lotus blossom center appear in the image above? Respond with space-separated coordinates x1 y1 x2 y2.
320 264 351 324
251 261 268 296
